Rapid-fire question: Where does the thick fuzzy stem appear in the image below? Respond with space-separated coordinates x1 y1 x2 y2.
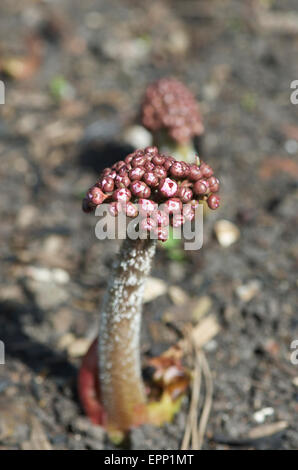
98 237 157 431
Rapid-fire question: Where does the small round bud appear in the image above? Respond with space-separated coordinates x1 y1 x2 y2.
112 161 126 171
170 162 184 179
153 210 169 227
181 161 190 178
109 201 122 217
129 166 145 181
101 176 115 193
177 186 193 203
87 186 107 205
183 204 195 221
132 155 146 167
125 154 134 165
130 180 151 198
109 170 117 180
144 146 158 157
144 161 155 172
207 194 220 210
154 165 167 179
163 157 174 171
125 202 138 218
208 176 220 193
138 198 157 216
143 171 159 187
189 165 203 181
201 163 213 178
190 199 200 210
164 198 182 214
172 214 185 228
113 188 131 203
152 155 165 166
115 174 130 188
158 178 178 198
193 180 208 196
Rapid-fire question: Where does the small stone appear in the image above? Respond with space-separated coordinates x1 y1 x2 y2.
26 266 69 284
214 219 240 247
122 125 152 149
16 205 38 228
235 280 261 302
191 296 212 321
253 407 275 424
168 286 188 306
292 377 298 387
51 308 73 333
67 338 90 358
26 279 69 310
57 333 76 350
143 277 167 303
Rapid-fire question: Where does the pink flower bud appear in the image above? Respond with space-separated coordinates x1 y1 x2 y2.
125 202 139 218
153 210 169 227
164 198 182 214
138 198 158 216
115 174 130 188
109 201 122 216
189 165 202 181
101 177 114 193
113 188 131 203
129 167 145 181
143 171 159 187
208 176 220 193
158 178 178 198
130 181 151 198
154 166 167 179
207 194 220 210
177 186 193 203
201 162 213 178
183 204 195 221
170 162 185 179
172 214 185 228
87 186 107 205
193 180 208 196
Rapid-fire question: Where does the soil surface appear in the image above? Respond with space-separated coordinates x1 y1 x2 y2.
0 0 297 450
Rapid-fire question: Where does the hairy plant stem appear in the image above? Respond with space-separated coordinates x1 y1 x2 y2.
98 237 157 431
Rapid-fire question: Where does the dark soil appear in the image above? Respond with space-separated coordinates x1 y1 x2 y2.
0 0 297 450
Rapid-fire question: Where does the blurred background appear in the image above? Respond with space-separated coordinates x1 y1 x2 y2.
0 0 297 450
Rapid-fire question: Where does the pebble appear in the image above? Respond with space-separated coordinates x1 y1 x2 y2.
292 377 298 387
235 280 261 302
26 266 70 284
67 338 90 358
122 125 152 149
214 219 240 247
16 205 38 228
253 407 274 424
143 277 167 303
168 286 188 306
26 279 69 310
191 296 212 321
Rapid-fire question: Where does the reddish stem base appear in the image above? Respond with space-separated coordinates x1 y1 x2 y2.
78 338 106 427
78 338 189 432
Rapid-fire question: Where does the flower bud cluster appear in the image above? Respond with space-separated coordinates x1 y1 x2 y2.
141 78 204 144
83 147 220 240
